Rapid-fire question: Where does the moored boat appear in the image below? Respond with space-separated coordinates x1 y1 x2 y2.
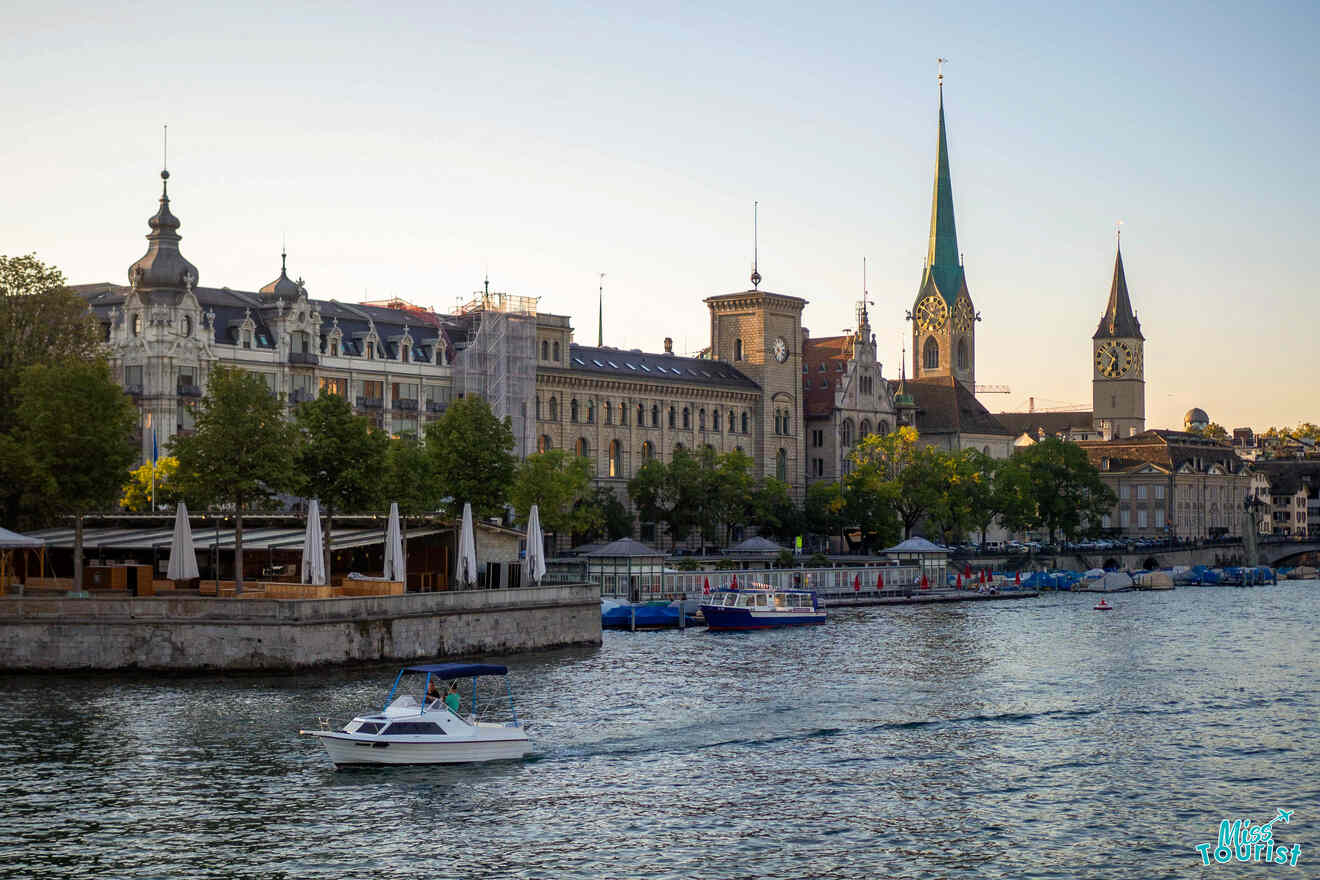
300 662 531 767
700 586 826 630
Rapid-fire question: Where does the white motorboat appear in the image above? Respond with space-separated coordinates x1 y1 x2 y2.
301 663 532 767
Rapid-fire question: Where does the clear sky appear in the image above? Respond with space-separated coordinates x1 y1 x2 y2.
4 0 1317 431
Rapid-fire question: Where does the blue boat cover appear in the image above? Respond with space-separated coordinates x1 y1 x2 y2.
403 663 508 677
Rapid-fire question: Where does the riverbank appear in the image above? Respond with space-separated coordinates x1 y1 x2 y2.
0 584 601 671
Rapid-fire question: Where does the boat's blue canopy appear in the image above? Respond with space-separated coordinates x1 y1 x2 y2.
403 663 508 678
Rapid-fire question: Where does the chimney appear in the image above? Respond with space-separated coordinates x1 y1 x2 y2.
663 337 673 355
1028 396 1034 413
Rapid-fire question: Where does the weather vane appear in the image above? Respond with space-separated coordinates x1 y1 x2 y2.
938 57 948 86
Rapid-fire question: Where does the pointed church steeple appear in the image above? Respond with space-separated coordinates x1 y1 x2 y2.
921 73 965 306
1093 243 1144 340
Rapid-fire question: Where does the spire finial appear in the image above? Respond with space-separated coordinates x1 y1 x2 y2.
281 233 287 273
597 272 605 347
750 200 761 289
160 124 170 197
1116 219 1123 248
938 57 948 90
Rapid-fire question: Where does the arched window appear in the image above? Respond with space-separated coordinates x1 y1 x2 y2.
774 411 782 434
549 397 558 421
923 337 939 370
638 403 645 424
609 440 620 477
668 407 676 429
983 445 990 455
729 410 735 433
957 338 968 371
182 315 192 337
541 340 549 360
553 341 560 361
741 411 749 433
538 434 552 453
619 401 627 426
781 409 791 435
698 408 705 430
575 437 589 458
132 313 142 336
841 419 854 447
641 441 654 461
776 448 787 481
879 419 890 435
570 399 579 422
734 338 743 361
587 401 595 423
604 401 612 424
535 397 542 420
651 404 660 427
713 410 721 432
860 420 871 438
682 407 690 429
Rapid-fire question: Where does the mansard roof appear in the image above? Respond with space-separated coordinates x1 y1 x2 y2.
550 344 760 391
994 410 1095 439
1079 430 1245 474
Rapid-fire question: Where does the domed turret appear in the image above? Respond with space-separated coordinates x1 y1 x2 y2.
1184 408 1209 431
260 248 304 301
127 169 199 294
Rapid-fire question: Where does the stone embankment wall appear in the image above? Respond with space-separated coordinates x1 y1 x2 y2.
0 585 601 672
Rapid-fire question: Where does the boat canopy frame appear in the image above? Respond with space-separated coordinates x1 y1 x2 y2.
381 663 519 725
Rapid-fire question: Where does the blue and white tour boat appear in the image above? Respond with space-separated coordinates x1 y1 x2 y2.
699 586 826 631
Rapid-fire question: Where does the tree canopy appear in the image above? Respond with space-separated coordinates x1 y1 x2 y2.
995 438 1116 543
424 395 515 520
509 449 599 537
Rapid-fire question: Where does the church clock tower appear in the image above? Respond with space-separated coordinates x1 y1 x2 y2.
911 70 976 390
1092 241 1146 439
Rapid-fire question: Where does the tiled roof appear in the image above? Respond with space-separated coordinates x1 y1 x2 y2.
995 410 1095 438
802 335 851 416
552 345 759 391
1079 430 1245 473
886 375 1012 437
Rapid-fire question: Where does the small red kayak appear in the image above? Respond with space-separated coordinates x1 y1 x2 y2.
1094 601 1112 611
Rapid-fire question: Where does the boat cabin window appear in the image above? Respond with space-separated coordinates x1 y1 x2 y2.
755 594 768 607
381 722 445 735
722 593 738 607
349 721 384 734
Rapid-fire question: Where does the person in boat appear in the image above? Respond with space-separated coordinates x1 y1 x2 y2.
426 678 442 704
444 682 461 714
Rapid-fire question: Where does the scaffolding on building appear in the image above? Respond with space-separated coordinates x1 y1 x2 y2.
452 290 538 459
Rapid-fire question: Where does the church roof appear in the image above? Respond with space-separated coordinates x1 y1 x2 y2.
921 83 965 307
1093 245 1144 340
886 375 1012 437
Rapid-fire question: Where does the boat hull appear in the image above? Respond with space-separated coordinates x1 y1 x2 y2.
700 605 826 631
308 731 531 766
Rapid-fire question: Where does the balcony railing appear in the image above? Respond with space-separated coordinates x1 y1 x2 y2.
425 400 447 413
356 396 384 410
125 384 143 397
177 384 203 398
290 389 316 404
393 398 419 411
289 351 319 366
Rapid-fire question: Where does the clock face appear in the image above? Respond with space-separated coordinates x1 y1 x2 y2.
953 297 974 332
772 336 789 363
914 295 949 332
1095 340 1135 378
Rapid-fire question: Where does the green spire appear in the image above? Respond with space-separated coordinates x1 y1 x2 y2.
923 82 964 305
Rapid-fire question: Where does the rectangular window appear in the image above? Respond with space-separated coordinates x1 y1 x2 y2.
1101 514 1112 529
1138 509 1148 528
1136 485 1147 499
319 377 347 397
1154 485 1165 500
125 365 143 388
1120 485 1131 499
1154 509 1165 528
1120 509 1131 527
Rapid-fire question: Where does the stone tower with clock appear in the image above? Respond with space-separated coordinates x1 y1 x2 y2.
911 75 977 390
1092 242 1145 439
706 271 807 498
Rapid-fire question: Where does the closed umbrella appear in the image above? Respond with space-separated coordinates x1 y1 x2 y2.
383 502 405 584
301 499 326 585
166 502 200 581
455 502 478 587
521 504 546 586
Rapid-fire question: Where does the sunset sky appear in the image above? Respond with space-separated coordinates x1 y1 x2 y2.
4 0 1316 431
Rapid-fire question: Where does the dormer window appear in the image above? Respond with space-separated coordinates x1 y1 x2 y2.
132 313 142 336
182 315 192 337
330 339 339 356
366 341 374 359
242 330 252 349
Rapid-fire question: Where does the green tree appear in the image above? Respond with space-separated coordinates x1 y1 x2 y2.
510 449 599 539
424 395 515 520
293 391 388 580
1188 422 1229 442
628 459 678 547
709 448 757 548
579 486 635 543
803 480 847 544
17 360 137 590
0 254 104 524
381 432 440 577
962 450 1000 546
1000 438 1117 544
120 456 187 512
751 477 799 545
842 472 901 552
926 448 991 544
172 367 297 592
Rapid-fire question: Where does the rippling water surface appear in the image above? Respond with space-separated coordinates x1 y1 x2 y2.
2 583 1317 879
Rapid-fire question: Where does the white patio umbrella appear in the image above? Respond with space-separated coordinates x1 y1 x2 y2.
383 502 405 584
301 499 326 585
522 503 546 586
455 502 478 587
165 502 200 580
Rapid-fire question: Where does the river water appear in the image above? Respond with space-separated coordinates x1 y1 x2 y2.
2 583 1317 879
